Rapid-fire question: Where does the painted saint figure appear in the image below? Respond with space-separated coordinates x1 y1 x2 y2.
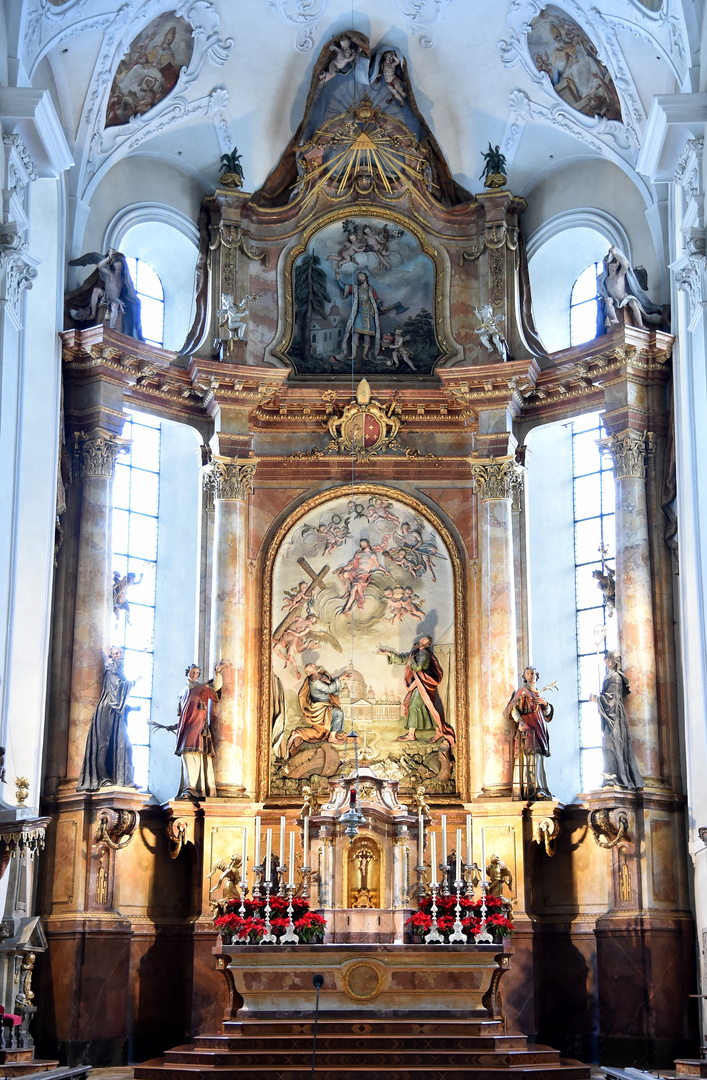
77 647 138 792
173 660 228 799
505 666 554 801
335 537 392 613
590 652 643 789
378 636 456 747
337 271 407 362
286 664 351 758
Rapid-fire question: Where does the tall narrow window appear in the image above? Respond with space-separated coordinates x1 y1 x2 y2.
570 262 603 346
125 256 164 347
111 411 161 789
572 412 617 791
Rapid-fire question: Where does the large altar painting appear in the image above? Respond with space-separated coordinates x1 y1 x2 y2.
285 217 441 376
269 492 457 797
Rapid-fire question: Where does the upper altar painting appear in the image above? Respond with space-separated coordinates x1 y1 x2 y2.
105 11 194 127
527 6 622 122
287 215 439 375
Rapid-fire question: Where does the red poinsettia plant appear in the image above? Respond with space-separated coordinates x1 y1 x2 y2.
214 895 327 944
406 893 513 942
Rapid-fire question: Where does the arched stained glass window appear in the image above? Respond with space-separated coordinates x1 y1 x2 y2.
125 256 164 347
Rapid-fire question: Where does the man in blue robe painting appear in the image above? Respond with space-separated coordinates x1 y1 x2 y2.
338 270 406 362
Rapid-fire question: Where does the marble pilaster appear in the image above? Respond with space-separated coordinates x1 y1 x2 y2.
65 432 126 783
204 457 256 796
472 458 523 796
601 431 661 783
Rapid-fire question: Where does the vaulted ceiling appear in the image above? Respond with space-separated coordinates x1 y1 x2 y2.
11 0 697 275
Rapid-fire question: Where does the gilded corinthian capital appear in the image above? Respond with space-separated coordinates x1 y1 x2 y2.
204 457 257 502
600 432 652 479
74 431 128 479
471 458 524 502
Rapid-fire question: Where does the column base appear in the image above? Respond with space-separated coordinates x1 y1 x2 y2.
215 784 247 798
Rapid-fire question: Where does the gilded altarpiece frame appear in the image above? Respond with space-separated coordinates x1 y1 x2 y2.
258 485 467 803
270 207 458 373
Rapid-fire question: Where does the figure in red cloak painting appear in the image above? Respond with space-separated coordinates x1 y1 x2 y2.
505 665 555 801
378 635 456 747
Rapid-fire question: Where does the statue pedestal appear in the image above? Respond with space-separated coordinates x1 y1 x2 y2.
216 942 511 1020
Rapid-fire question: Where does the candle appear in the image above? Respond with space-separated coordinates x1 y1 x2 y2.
441 814 447 863
430 831 438 885
418 810 424 860
480 829 486 886
242 826 248 882
288 830 295 887
279 815 286 865
254 816 260 868
265 828 272 881
456 828 462 884
303 816 309 866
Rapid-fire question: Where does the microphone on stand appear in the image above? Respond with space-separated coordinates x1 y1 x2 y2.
311 974 324 1079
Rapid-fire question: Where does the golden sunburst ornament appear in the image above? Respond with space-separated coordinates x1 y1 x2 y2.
297 97 428 203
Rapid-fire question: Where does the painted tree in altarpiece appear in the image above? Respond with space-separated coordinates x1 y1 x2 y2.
294 253 331 365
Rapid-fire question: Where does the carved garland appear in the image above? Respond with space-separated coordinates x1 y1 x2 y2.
257 483 468 802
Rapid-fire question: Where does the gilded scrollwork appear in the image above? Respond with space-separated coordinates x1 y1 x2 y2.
94 808 139 851
534 817 561 857
588 807 630 848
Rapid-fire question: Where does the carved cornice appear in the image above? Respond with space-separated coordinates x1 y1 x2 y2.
74 431 128 479
471 457 524 502
204 457 257 502
0 816 49 858
599 431 651 479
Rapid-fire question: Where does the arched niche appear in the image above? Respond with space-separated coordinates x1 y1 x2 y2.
260 485 466 802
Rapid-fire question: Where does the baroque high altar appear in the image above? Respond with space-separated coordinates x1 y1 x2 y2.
42 31 691 1078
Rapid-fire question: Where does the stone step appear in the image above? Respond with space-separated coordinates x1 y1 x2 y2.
221 1018 506 1037
163 1049 564 1069
194 1034 530 1051
135 1058 592 1080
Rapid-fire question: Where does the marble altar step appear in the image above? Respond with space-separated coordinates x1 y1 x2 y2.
195 1032 530 1051
135 1058 591 1080
162 1044 569 1068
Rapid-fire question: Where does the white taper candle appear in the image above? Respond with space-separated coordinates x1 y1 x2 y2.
303 816 309 866
242 826 248 881
266 828 272 879
288 830 295 887
254 816 261 868
418 810 424 859
456 828 462 883
279 815 286 863
480 829 486 886
430 831 438 885
441 814 447 863
466 814 472 867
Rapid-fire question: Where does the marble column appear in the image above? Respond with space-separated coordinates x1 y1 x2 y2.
66 432 126 783
601 431 661 783
206 456 256 796
472 458 522 796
